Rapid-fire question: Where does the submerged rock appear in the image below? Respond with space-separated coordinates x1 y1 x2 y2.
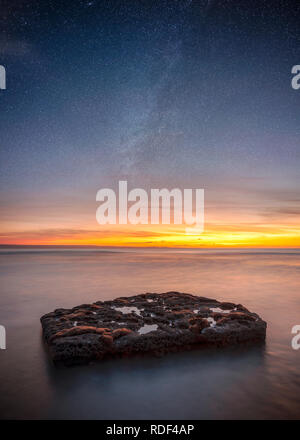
40 292 267 366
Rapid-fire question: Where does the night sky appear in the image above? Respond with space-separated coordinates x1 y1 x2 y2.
0 0 300 246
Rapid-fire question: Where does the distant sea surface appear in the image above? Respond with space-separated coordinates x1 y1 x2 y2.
0 247 299 419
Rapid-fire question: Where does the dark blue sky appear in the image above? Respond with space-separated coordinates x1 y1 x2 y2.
0 0 299 245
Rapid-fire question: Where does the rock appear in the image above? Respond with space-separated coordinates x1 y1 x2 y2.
40 291 267 366
112 328 133 339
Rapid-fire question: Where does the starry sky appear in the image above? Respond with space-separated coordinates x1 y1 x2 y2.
0 0 300 247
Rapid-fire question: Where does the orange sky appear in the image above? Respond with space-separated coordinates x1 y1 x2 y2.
1 222 299 248
1 184 299 248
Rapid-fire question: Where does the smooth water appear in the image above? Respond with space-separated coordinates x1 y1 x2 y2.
0 248 299 419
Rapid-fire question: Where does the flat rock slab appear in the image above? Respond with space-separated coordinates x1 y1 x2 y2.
41 292 267 366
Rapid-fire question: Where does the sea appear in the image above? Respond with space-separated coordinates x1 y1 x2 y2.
0 247 299 419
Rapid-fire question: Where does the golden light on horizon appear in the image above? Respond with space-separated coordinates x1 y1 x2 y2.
1 223 299 248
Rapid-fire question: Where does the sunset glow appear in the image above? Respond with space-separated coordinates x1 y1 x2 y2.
1 223 299 247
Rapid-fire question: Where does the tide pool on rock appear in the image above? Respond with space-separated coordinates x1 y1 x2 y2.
40 291 267 366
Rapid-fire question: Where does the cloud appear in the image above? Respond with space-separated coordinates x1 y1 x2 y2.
0 228 172 241
261 206 300 219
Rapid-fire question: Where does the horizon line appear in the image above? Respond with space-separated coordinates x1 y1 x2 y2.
1 244 299 249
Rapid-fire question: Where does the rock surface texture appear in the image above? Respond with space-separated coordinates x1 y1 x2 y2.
41 292 267 365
